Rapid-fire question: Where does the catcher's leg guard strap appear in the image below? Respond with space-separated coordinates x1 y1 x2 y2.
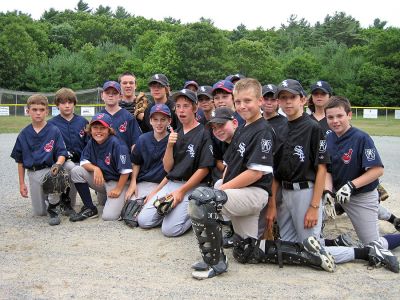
188 200 223 266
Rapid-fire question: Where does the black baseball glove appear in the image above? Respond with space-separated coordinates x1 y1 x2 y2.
42 165 70 195
120 197 145 228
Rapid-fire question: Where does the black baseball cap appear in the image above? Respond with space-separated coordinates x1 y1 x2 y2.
197 85 213 99
225 73 245 83
275 79 306 98
262 84 277 97
172 89 198 103
148 74 169 87
208 107 235 124
310 81 333 95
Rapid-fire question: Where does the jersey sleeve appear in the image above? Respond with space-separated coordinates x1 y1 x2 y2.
197 130 215 169
246 128 274 171
80 140 93 164
10 134 23 163
54 127 68 159
311 126 330 166
114 142 132 174
130 117 142 146
360 135 383 169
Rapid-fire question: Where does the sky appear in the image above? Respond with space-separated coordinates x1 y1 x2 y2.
1 0 399 30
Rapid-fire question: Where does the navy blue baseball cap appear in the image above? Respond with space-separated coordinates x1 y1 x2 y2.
225 74 245 83
102 81 121 94
90 113 112 128
148 74 169 87
172 89 198 103
212 80 234 95
197 85 213 99
183 80 199 90
150 104 171 118
262 84 278 97
310 81 333 95
275 79 306 98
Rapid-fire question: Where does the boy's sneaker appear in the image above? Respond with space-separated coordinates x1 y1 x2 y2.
69 206 98 222
332 233 362 247
222 226 234 248
303 236 336 272
192 254 228 280
393 218 400 232
47 204 61 226
367 241 399 273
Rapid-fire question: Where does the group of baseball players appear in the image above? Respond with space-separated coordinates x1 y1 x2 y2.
10 71 400 279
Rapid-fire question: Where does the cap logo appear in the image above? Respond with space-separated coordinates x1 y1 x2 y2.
268 84 273 89
155 74 159 79
211 111 215 117
182 89 186 94
201 87 206 92
317 81 322 87
282 80 288 87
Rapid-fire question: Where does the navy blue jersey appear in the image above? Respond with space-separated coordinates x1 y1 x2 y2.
48 114 89 159
81 135 132 182
274 113 330 183
142 98 181 133
131 132 168 183
310 114 332 137
196 108 207 125
223 117 275 192
166 124 215 182
233 111 245 126
327 126 383 194
11 123 68 169
101 108 141 150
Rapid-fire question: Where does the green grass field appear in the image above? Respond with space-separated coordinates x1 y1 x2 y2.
1 115 399 136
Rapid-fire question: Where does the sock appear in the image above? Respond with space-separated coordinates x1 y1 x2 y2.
74 183 95 209
388 214 396 224
383 234 400 250
324 239 335 246
354 247 369 261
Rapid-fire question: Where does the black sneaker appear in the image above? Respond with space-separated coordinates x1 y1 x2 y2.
222 224 234 249
47 204 61 226
69 206 98 222
393 218 400 232
367 241 399 273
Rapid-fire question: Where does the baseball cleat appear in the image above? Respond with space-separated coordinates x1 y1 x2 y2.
393 218 400 232
367 241 399 273
332 233 363 248
69 206 98 222
303 236 336 272
192 255 228 279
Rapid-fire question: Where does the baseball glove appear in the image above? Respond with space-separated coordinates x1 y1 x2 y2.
134 92 148 118
377 184 389 202
42 165 70 195
120 197 145 228
153 194 174 216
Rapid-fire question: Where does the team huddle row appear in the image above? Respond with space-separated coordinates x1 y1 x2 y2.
11 72 400 279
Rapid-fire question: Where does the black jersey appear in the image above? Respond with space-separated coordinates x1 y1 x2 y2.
274 113 330 183
166 124 214 182
223 118 275 192
266 113 288 148
310 114 332 137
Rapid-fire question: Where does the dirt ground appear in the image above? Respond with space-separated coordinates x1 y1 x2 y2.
1 134 399 299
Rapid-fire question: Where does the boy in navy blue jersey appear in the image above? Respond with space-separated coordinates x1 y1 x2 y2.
125 104 171 200
137 89 214 237
48 88 89 216
70 113 132 222
100 81 142 151
11 94 68 226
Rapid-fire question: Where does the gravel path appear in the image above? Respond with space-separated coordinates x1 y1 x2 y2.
1 134 399 299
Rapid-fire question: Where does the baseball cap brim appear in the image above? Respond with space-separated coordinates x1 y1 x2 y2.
172 91 197 103
90 120 110 128
150 111 171 118
311 87 330 94
275 88 302 98
208 117 231 124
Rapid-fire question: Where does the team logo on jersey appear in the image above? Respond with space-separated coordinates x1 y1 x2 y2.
79 129 85 138
342 149 353 164
209 145 214 155
293 145 305 162
187 144 195 158
365 148 376 161
326 129 332 136
44 140 54 152
211 111 216 117
261 139 272 154
120 154 127 164
105 153 111 165
119 121 127 133
319 140 327 153
237 142 246 157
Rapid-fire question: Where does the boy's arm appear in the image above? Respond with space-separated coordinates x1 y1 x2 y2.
145 177 169 204
304 164 326 229
126 164 140 200
163 128 177 173
265 177 279 231
170 168 209 206
351 166 384 189
17 163 28 198
216 160 225 172
324 171 333 192
219 169 263 190
108 173 130 198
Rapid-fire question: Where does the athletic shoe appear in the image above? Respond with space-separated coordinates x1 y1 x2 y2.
191 260 208 271
367 241 399 273
47 204 61 226
192 254 228 280
303 236 336 272
222 224 234 249
332 233 361 247
393 218 400 232
60 195 76 217
69 206 98 222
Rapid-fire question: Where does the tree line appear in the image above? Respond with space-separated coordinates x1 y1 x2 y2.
1 0 399 106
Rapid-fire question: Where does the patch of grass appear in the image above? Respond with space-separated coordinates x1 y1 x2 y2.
1 115 400 136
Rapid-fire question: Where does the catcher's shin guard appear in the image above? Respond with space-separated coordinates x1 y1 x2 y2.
188 187 228 266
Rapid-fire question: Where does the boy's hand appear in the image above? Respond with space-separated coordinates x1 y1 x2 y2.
171 189 184 207
50 163 62 176
167 127 178 146
265 198 276 231
93 167 105 186
304 207 319 228
19 183 28 198
336 181 355 204
108 187 122 198
125 182 137 201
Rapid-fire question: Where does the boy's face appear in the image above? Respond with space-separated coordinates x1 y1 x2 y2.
57 100 75 117
91 123 110 144
326 106 352 137
198 95 214 112
149 82 167 102
120 75 136 98
175 97 196 125
210 120 237 143
150 113 171 134
102 88 121 106
278 91 305 120
213 91 234 109
28 104 48 123
233 88 262 124
311 90 330 108
262 94 279 115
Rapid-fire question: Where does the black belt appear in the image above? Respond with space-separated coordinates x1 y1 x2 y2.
27 165 48 171
282 181 314 190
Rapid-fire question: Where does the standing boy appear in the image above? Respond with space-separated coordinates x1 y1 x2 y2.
11 94 67 225
48 88 89 216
